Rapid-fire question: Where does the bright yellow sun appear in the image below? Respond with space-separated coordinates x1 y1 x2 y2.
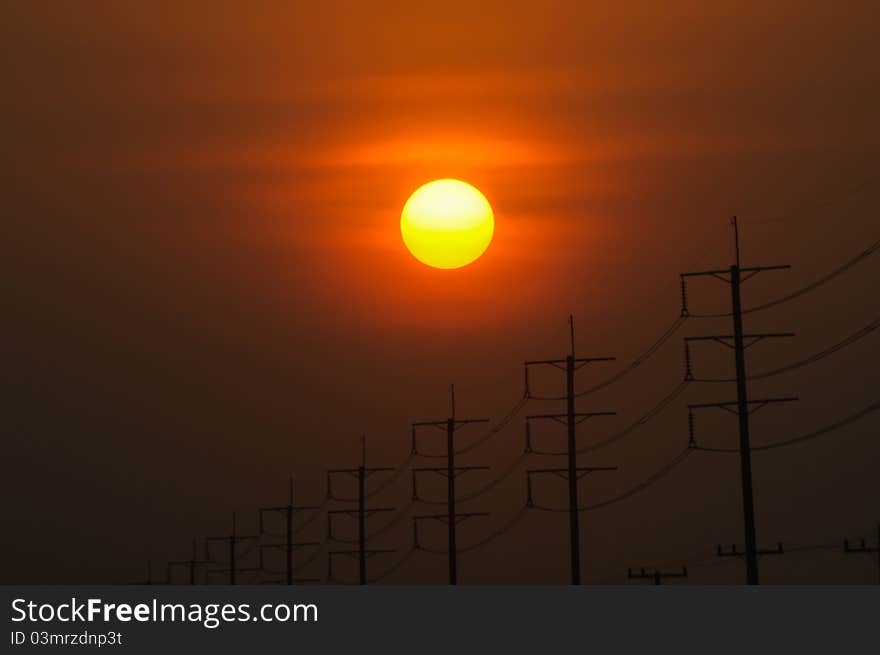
400 179 494 269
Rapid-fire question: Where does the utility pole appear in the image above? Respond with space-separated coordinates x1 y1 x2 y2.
681 217 796 585
524 316 616 585
327 437 396 585
411 384 490 585
259 476 320 585
167 539 213 585
205 512 260 585
627 566 688 585
843 523 880 584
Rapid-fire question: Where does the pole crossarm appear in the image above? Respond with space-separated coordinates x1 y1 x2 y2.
527 466 618 475
260 541 319 550
329 549 396 558
328 467 395 476
627 566 688 585
412 465 489 484
525 357 616 374
686 333 795 350
527 411 616 427
414 511 490 525
681 264 790 280
717 542 784 557
689 397 798 417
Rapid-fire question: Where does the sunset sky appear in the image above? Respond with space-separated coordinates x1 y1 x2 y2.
3 2 879 584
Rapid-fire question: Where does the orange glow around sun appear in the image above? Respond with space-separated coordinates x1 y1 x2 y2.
400 179 494 269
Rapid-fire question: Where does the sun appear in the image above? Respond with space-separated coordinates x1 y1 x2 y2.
400 179 494 269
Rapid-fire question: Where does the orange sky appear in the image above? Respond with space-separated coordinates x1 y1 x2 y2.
3 2 879 583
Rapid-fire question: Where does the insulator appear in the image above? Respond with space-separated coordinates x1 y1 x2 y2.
684 342 694 381
680 276 690 317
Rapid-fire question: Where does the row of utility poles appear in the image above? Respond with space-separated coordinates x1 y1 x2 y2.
155 218 876 586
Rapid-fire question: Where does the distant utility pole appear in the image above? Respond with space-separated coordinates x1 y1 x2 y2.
524 316 616 585
843 523 880 584
327 437 396 585
205 512 260 585
681 217 796 586
167 539 213 585
259 476 320 585
411 384 490 585
717 542 784 581
627 566 688 585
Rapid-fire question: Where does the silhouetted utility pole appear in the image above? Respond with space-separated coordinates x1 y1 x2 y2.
411 384 490 585
844 523 880 584
681 217 796 586
627 566 688 585
327 437 396 585
524 316 616 585
167 539 213 585
259 476 320 585
205 512 260 585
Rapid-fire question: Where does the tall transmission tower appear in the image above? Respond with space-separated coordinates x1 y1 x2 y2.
205 512 260 585
627 566 688 585
327 437 396 585
259 476 320 585
167 539 213 585
411 384 490 585
681 217 797 585
843 523 880 584
524 315 616 585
